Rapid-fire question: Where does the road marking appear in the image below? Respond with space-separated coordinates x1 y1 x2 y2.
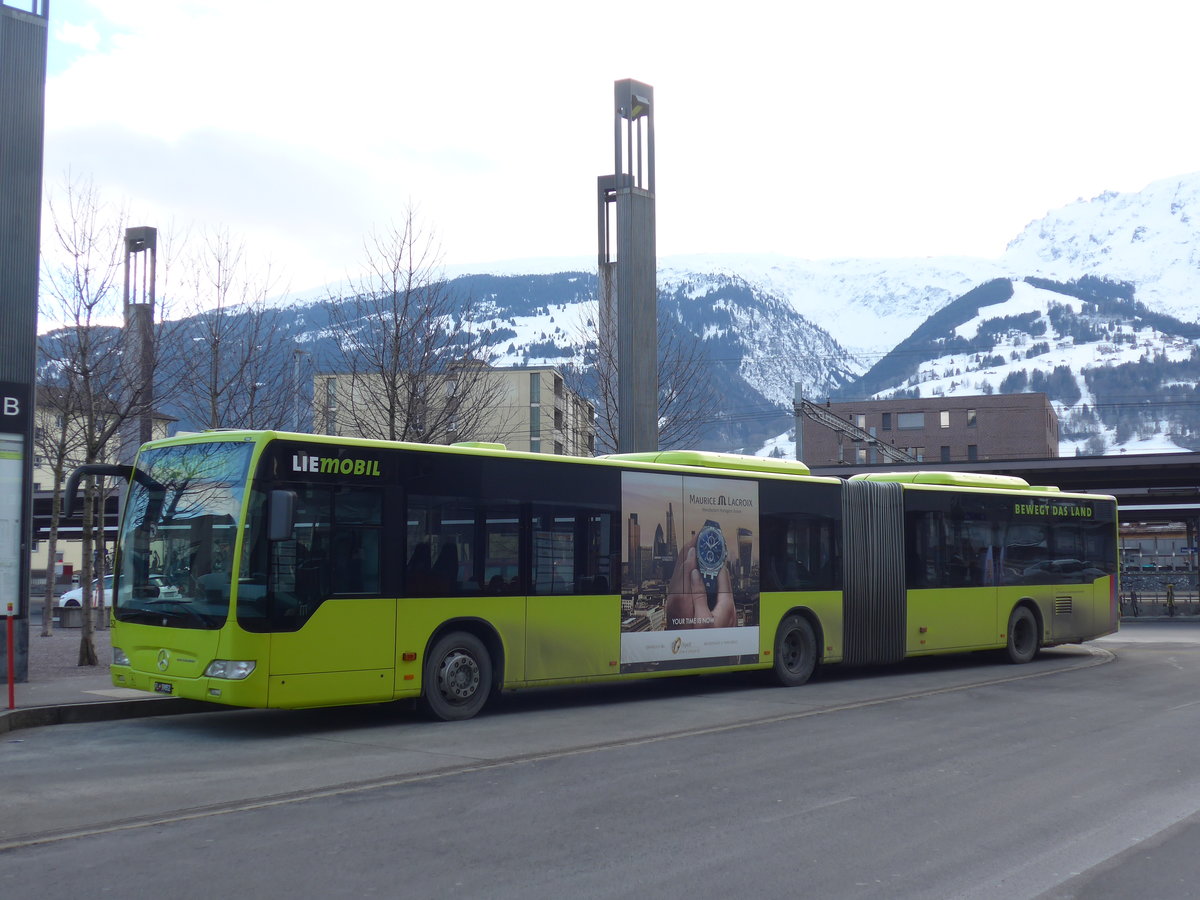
0 646 1114 852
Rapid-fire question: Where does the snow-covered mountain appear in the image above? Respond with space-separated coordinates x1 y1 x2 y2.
327 170 1200 455
853 274 1200 455
441 270 860 451
638 172 1200 456
60 170 1195 456
1003 174 1200 322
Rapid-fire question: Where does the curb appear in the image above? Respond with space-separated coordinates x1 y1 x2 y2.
0 697 215 736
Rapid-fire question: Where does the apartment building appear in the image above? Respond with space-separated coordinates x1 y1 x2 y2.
314 364 596 457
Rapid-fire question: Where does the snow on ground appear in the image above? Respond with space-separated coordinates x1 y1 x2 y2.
754 429 797 460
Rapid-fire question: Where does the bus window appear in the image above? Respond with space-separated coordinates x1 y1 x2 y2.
239 484 383 631
943 513 992 588
484 509 520 593
904 496 994 589
761 512 839 591
328 487 382 595
406 497 520 597
1002 522 1051 585
530 504 616 595
407 496 474 596
905 511 943 588
1079 522 1117 580
531 511 574 595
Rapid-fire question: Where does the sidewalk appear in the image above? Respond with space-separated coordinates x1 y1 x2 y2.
1 622 206 734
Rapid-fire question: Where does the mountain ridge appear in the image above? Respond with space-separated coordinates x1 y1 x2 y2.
40 171 1200 457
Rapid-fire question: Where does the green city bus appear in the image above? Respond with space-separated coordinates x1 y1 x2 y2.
68 430 1118 720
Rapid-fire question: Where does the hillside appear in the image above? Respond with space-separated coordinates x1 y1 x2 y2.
39 171 1200 457
849 274 1200 455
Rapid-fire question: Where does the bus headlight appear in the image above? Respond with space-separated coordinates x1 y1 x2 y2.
113 647 130 667
204 660 257 680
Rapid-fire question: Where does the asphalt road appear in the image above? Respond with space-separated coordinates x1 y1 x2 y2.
2 621 1199 899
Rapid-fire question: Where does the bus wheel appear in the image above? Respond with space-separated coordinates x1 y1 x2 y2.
421 631 493 721
1005 606 1039 664
772 615 817 687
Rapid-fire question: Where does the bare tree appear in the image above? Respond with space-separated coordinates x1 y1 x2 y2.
166 228 297 430
39 175 155 664
320 208 508 443
30 383 88 636
570 298 714 453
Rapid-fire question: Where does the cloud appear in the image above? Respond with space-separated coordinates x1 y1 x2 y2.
41 0 1200 294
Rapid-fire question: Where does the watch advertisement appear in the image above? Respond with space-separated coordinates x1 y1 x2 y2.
619 471 759 673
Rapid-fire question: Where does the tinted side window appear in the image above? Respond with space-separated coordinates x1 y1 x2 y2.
531 504 617 595
904 490 996 589
760 481 841 592
240 484 384 632
405 497 522 597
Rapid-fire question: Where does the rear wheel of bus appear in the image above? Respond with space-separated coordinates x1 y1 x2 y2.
1005 605 1040 664
772 614 817 687
421 631 493 721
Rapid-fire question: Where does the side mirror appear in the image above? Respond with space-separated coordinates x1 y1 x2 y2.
267 490 297 542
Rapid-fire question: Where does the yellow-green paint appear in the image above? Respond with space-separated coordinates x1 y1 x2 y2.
906 586 998 653
525 594 617 680
760 590 844 662
268 598 396 675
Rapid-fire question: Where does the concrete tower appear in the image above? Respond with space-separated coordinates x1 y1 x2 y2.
0 0 49 684
598 79 657 452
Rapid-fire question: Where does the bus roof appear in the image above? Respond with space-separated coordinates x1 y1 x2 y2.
602 450 812 476
850 471 1037 489
140 432 834 481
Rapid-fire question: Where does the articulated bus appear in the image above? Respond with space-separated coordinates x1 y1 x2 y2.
68 431 1118 720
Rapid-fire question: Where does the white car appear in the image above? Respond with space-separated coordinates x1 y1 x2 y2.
57 574 179 607
57 575 113 608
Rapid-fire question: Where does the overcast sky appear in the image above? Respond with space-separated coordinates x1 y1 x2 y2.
41 0 1200 294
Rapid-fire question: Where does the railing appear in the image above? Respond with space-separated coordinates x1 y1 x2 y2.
1120 587 1198 617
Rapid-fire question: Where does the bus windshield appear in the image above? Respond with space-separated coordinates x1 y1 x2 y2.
115 440 254 629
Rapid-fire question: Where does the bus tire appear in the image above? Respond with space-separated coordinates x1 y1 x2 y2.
1005 605 1039 664
421 631 493 721
772 615 817 687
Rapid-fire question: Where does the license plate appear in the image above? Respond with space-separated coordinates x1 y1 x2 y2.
154 681 174 695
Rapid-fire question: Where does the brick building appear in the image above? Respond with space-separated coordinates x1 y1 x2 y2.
795 392 1059 466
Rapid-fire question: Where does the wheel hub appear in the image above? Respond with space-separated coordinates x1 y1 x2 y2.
439 651 480 700
783 633 802 669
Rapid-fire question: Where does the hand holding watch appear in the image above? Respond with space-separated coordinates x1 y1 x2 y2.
694 519 727 611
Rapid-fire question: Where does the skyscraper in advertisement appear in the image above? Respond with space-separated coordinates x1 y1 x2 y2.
627 512 641 586
665 502 677 558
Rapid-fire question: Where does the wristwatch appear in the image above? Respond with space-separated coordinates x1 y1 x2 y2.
695 519 727 611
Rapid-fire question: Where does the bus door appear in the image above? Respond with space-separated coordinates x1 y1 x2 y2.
524 506 618 681
265 483 395 706
905 504 997 652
